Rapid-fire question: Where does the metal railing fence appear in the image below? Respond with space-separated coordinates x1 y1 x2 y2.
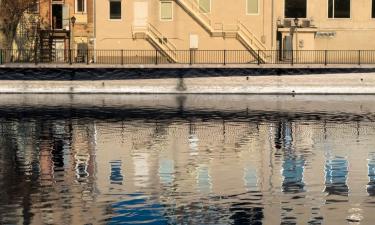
1 49 375 65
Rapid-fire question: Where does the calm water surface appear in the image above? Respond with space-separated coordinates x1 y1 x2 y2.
1 95 375 225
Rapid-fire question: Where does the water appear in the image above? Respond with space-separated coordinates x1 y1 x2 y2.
1 95 375 225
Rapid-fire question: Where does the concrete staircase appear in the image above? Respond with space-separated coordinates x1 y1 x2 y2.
132 23 178 63
175 0 267 62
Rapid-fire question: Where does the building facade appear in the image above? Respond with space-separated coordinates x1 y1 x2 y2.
34 0 95 62
93 0 375 63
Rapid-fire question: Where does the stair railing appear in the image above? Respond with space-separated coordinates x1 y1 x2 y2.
176 0 212 28
147 23 177 57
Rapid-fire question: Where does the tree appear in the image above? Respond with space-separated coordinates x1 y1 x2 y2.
0 0 39 49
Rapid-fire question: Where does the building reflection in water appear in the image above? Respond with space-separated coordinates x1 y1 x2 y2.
324 156 349 197
3 109 375 224
367 153 375 195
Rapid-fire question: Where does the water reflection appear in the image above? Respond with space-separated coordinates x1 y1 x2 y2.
367 153 375 196
1 95 375 224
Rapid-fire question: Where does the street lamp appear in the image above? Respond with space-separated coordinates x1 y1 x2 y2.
69 16 76 64
293 18 299 28
71 16 76 27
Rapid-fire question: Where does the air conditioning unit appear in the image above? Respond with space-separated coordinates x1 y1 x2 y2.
283 19 292 28
302 20 311 28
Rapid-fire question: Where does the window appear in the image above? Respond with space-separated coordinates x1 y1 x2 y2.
328 0 350 18
373 0 375 18
284 0 307 18
109 0 122 20
76 0 86 13
199 0 211 13
28 0 39 13
247 0 259 15
160 1 173 21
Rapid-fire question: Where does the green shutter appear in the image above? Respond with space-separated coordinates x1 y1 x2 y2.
199 0 211 13
247 0 258 14
161 2 173 20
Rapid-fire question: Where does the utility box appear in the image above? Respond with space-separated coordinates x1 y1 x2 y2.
190 34 199 49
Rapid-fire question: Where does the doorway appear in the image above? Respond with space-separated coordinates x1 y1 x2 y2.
133 1 149 28
52 4 63 29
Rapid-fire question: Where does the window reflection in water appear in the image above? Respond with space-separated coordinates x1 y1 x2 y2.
367 153 375 196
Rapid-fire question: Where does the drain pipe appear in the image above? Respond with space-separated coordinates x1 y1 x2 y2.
93 0 96 61
271 0 274 49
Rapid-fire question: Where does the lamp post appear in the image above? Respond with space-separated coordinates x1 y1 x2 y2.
69 16 76 64
290 18 299 63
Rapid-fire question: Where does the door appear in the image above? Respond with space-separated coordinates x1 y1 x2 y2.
52 4 63 29
133 1 148 28
55 41 65 62
283 35 293 60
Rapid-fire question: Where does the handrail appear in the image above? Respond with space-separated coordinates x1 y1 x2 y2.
237 21 266 51
176 0 212 27
147 23 177 54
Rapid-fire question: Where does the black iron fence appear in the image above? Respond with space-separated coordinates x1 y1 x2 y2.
1 49 375 65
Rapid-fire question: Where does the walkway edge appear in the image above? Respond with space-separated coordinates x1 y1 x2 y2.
0 73 375 94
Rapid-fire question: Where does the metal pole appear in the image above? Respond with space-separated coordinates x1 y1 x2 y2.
0 49 2 65
189 49 192 65
324 50 328 66
358 50 361 65
121 50 124 65
155 50 158 65
291 50 294 66
34 47 38 65
69 49 72 65
223 49 226 65
257 50 261 65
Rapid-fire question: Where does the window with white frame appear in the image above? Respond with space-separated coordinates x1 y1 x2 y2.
160 1 173 21
285 0 307 18
199 0 211 13
109 0 122 20
76 0 86 13
247 0 259 15
328 0 350 18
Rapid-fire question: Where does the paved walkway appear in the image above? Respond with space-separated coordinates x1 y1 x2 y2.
1 63 375 69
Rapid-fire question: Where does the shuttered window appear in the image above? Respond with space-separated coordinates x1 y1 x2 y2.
247 0 258 14
160 1 173 20
199 0 211 13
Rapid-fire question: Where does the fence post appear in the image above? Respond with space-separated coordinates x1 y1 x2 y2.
155 50 158 65
69 49 72 65
86 49 89 65
34 48 38 65
358 50 361 65
223 50 226 65
121 50 124 65
324 50 328 66
291 50 294 66
0 49 3 65
257 50 261 65
189 49 193 65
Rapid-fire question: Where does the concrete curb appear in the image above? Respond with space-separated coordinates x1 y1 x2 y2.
0 73 375 94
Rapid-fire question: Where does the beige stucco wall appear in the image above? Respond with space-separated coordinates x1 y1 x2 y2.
95 0 273 50
95 0 375 51
275 0 375 50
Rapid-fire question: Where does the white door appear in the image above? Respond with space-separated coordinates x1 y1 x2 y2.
133 1 148 28
55 41 65 62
